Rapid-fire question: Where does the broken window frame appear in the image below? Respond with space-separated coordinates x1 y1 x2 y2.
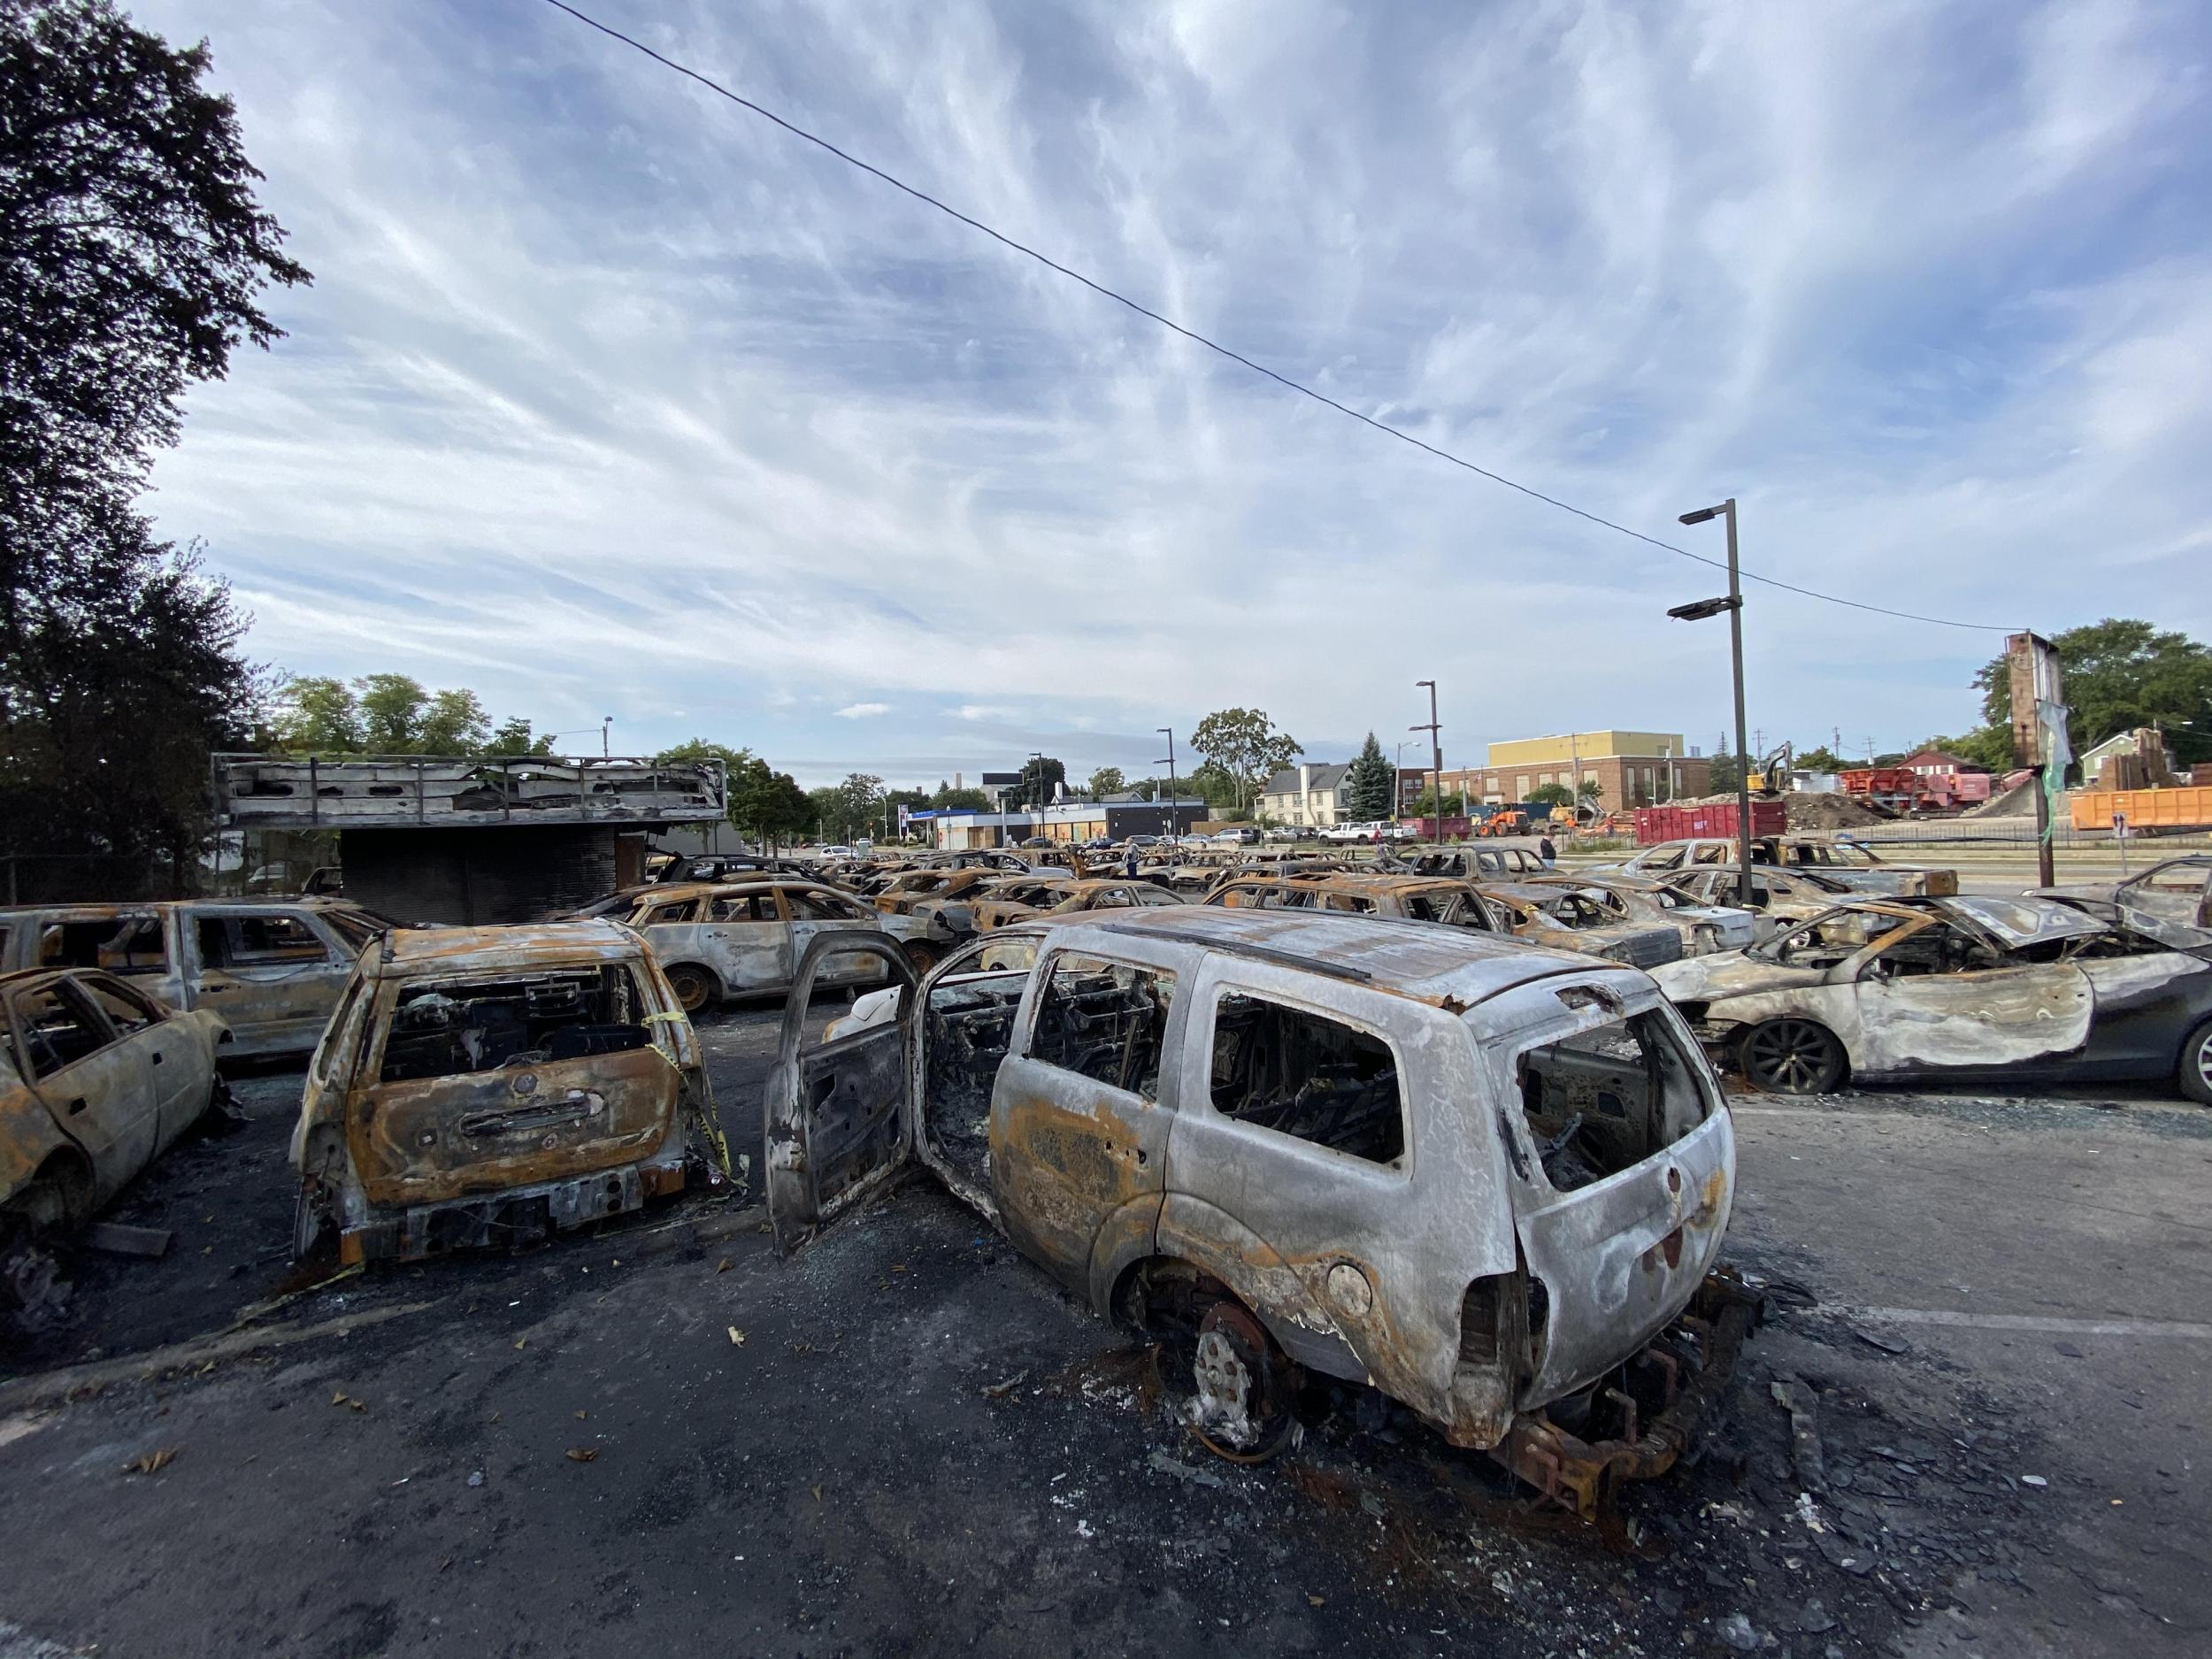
1507 1002 1717 1196
1199 984 1410 1168
1020 949 1180 1104
369 963 656 1085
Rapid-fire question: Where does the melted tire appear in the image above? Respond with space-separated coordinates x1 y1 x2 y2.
1740 1018 1846 1095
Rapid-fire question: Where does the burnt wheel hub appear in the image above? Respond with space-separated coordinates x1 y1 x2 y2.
1184 1300 1293 1461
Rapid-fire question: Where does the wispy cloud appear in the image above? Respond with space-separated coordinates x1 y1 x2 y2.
132 0 2212 786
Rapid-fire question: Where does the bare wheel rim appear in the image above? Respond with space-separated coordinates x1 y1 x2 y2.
1744 1020 1838 1094
666 967 711 1013
2195 1029 2212 1094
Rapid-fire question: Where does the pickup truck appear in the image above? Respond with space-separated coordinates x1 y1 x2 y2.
765 907 1749 1514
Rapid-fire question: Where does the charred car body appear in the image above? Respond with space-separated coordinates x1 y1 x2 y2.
2 968 234 1320
1660 864 1860 937
767 909 1747 1514
1652 896 2212 1102
1614 836 1957 898
290 922 728 1263
1526 872 1756 956
0 899 388 1058
2032 855 2212 949
915 876 1188 939
623 879 957 1010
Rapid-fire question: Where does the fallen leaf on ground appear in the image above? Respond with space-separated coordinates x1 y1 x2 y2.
980 1372 1028 1399
330 1390 365 1412
715 1257 733 1274
513 1338 526 1350
810 1483 823 1502
565 1448 598 1463
574 1409 587 1420
1308 1595 1325 1608
727 1326 745 1347
122 1448 179 1476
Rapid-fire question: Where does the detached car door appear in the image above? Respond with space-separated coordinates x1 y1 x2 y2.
187 906 351 1055
780 887 891 987
1849 917 2092 1078
764 933 918 1250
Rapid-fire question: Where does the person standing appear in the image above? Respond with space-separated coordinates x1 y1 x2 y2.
1123 841 1140 879
1539 833 1557 866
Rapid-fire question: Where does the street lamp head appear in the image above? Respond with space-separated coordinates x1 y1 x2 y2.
1667 595 1739 622
1415 679 1434 689
1678 504 1724 526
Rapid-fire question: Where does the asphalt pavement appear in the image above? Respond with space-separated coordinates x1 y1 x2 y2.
0 1003 2204 1657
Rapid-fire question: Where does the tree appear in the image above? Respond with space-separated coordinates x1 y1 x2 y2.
1086 766 1125 799
1973 618 2212 767
1340 733 1396 820
833 772 885 841
272 676 362 753
1189 709 1302 814
1793 744 1846 773
1577 777 1604 807
1708 736 1743 795
3 1 309 894
931 783 991 811
488 716 555 757
1016 756 1065 808
270 674 544 756
1528 782 1574 808
416 688 489 755
1187 760 1241 810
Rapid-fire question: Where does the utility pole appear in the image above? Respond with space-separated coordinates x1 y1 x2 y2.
1411 680 1441 842
1673 499 1755 907
1157 728 1178 840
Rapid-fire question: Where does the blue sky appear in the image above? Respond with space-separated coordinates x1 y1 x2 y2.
134 0 2212 787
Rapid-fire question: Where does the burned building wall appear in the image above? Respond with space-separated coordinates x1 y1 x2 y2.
341 826 618 926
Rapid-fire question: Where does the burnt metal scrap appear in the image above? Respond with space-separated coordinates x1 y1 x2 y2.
766 905 1744 1515
289 919 729 1264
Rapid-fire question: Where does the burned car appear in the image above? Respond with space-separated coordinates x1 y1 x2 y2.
1206 872 1513 936
1651 896 2212 1102
766 908 1746 1514
1389 846 1549 880
2032 855 2212 949
915 875 1187 939
1525 872 1756 956
1660 864 1860 936
0 899 388 1058
290 921 728 1263
1472 883 1683 969
2 968 234 1322
1615 836 1957 898
869 866 1000 917
622 879 957 1010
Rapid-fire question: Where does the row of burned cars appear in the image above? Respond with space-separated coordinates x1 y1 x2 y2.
4 843 2208 1510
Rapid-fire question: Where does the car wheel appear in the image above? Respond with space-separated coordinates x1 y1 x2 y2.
664 964 715 1014
2178 1018 2212 1106
1740 1018 1847 1094
903 941 942 975
1183 1298 1298 1463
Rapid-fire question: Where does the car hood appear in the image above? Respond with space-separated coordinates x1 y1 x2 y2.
1649 949 1824 1003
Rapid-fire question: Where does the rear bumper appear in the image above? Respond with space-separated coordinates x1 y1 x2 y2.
1488 1267 1762 1517
337 1154 686 1264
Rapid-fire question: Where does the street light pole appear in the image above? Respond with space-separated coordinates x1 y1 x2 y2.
1394 739 1410 826
1674 498 1755 907
601 716 612 759
1411 680 1441 843
1158 728 1178 840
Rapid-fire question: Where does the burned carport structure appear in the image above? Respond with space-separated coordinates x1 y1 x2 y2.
211 754 729 925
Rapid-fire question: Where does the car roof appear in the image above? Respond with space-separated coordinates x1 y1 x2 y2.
635 878 839 902
1071 905 1624 1010
367 919 645 977
1796 894 2108 947
0 896 369 917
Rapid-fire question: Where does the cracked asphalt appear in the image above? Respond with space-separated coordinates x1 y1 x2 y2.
0 1002 2205 1658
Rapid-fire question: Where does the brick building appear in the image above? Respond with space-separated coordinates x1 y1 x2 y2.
1438 730 1711 810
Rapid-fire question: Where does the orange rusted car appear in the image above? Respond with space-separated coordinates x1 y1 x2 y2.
289 921 728 1263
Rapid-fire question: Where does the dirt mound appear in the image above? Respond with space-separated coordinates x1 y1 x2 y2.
1786 792 1893 830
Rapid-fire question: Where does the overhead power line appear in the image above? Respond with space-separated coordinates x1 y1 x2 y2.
542 0 2020 634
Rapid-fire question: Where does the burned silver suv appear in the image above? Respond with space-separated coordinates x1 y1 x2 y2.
767 905 1746 1514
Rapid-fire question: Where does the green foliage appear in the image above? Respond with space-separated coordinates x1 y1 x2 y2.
1973 619 2212 765
1190 708 1302 813
1707 736 1744 795
2 1 307 886
1187 760 1241 809
931 785 992 811
270 674 547 756
1793 745 1845 773
1527 782 1574 807
1016 755 1065 806
655 741 812 849
1340 733 1397 820
829 773 886 840
1911 730 2015 772
1086 765 1125 798
1409 788 1468 817
1576 776 1603 802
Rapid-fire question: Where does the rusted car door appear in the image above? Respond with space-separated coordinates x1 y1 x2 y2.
22 909 185 1009
1158 960 1494 1413
780 887 890 987
348 963 680 1210
764 933 919 1250
987 945 1182 1299
186 906 352 1054
74 974 203 1147
694 891 792 994
2116 859 2212 937
1848 918 2092 1074
12 979 157 1207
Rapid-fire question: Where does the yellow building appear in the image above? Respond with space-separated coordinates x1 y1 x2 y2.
1485 731 1686 768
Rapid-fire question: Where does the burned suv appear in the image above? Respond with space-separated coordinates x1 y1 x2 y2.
767 906 1746 1515
291 922 728 1263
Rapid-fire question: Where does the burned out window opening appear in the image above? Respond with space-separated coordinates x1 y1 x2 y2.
1863 923 2004 979
1751 910 1905 971
81 977 160 1034
709 894 776 922
1515 1010 1710 1192
921 946 1040 1186
198 913 332 969
785 888 869 922
378 967 650 1082
638 898 701 926
321 910 381 955
37 916 166 975
1027 954 1178 1101
19 985 110 1078
1208 992 1406 1165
